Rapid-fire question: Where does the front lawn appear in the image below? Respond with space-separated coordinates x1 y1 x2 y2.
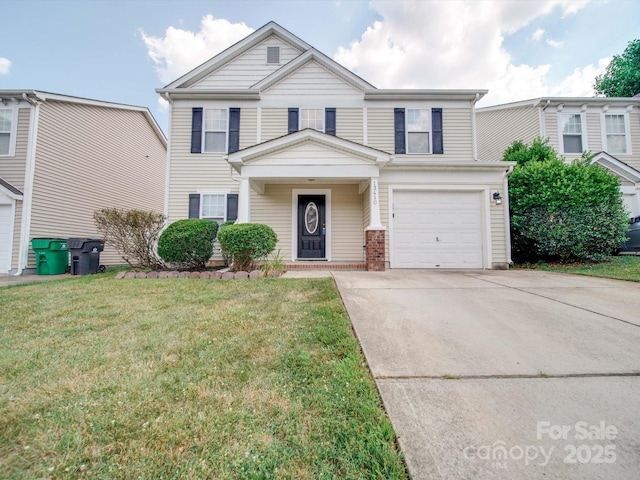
0 275 407 479
518 255 640 282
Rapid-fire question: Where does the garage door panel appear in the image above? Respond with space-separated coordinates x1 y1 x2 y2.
392 191 484 269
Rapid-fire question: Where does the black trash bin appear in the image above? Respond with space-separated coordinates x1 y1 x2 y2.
68 238 105 275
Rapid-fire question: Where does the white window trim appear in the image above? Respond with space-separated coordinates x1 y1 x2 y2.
298 108 325 133
557 112 587 155
202 108 228 154
197 191 230 221
0 107 18 157
601 112 632 156
405 107 432 155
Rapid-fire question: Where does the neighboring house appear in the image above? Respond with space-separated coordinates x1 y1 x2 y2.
0 90 167 274
158 22 514 270
477 97 640 217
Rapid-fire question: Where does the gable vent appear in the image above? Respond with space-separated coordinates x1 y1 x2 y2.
267 46 280 64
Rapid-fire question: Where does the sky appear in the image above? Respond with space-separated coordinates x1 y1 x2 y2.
1 0 639 135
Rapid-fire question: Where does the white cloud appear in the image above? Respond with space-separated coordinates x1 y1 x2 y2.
0 57 11 75
532 28 545 41
549 56 609 97
140 15 254 84
334 0 592 106
158 96 170 111
546 38 564 48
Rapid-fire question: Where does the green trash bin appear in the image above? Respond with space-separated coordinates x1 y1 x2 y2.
31 238 69 275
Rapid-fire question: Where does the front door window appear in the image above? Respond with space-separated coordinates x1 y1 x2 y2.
305 202 319 234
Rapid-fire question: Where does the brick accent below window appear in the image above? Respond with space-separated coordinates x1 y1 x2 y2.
365 229 386 271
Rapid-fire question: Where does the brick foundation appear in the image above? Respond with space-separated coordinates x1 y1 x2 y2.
365 229 386 271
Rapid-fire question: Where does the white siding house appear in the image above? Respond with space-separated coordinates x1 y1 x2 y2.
159 22 514 270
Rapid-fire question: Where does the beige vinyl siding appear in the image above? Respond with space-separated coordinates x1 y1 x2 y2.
490 185 507 266
1 107 30 190
167 107 238 223
261 108 288 142
1 107 30 271
263 61 362 98
336 108 363 144
625 111 640 170
477 106 540 162
440 108 473 160
28 101 166 267
367 108 394 152
586 113 603 153
249 184 364 262
543 111 559 151
192 37 303 89
239 107 257 149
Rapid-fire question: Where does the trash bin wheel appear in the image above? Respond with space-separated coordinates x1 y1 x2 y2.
98 265 106 273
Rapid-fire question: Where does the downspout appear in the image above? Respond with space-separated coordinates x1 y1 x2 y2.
503 165 515 266
162 92 172 220
16 95 41 274
540 99 551 138
471 93 480 161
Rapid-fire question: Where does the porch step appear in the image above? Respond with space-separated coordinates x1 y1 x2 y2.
286 262 366 271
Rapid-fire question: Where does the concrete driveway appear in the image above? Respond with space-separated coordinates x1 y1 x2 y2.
332 270 640 479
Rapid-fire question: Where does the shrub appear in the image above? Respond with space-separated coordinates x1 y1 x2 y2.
505 140 629 262
93 208 165 269
157 219 218 270
217 223 277 271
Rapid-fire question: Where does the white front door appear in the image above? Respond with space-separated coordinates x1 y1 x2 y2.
0 204 12 272
392 190 484 268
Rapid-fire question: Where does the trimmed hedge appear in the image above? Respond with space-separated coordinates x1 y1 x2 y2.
157 219 218 270
217 223 277 271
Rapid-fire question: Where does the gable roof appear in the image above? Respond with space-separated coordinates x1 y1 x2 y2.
477 96 640 113
592 152 640 184
254 49 374 92
0 177 23 199
163 21 312 90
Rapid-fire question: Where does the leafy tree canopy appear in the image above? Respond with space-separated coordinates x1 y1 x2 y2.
594 39 640 97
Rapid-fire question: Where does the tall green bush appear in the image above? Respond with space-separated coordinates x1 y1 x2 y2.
217 223 277 271
505 139 629 262
157 219 218 270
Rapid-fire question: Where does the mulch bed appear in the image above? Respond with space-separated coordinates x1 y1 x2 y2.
115 270 267 280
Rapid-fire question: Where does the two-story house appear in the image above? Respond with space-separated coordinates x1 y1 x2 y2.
0 90 166 274
477 97 640 217
158 22 514 270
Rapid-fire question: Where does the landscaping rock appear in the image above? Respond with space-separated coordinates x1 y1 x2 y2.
179 272 189 278
135 272 147 279
249 270 263 279
167 271 179 278
213 271 223 279
146 271 159 279
157 271 169 279
116 271 127 279
124 271 136 279
222 272 235 280
188 272 201 279
235 271 249 280
202 271 214 279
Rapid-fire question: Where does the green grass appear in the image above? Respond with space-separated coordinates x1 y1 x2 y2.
0 273 408 479
518 255 640 282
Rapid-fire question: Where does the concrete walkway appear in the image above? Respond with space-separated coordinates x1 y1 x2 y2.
0 273 71 288
332 270 640 479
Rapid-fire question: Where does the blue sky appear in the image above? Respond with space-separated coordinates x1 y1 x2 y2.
1 0 639 134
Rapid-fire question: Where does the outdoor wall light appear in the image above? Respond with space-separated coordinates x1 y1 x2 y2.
492 191 503 205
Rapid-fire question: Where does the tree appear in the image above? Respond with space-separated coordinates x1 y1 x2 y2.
594 39 640 97
504 138 629 262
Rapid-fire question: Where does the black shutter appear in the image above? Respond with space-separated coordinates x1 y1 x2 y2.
226 194 238 221
394 108 406 154
288 108 299 134
191 108 203 154
228 108 240 153
432 108 443 154
188 194 200 218
325 108 336 136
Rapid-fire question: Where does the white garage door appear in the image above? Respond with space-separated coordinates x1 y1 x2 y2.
392 190 484 268
0 204 12 273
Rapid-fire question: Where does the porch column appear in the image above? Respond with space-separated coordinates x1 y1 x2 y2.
368 178 382 228
237 177 250 223
365 177 386 271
